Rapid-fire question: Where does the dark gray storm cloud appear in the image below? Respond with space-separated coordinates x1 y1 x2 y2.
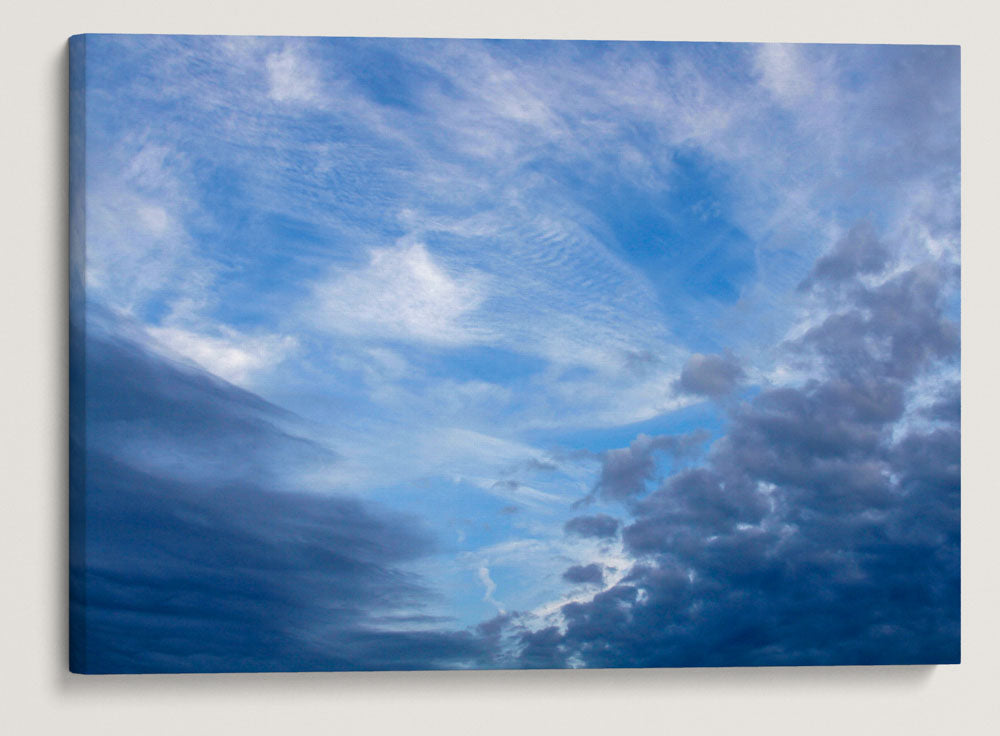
81 321 339 489
924 382 960 424
70 316 490 673
798 262 959 383
564 514 621 539
563 563 605 585
517 626 568 669
530 226 960 667
798 223 890 290
674 352 745 398
581 431 709 504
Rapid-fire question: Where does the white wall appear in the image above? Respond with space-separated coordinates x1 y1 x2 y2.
2 1 997 734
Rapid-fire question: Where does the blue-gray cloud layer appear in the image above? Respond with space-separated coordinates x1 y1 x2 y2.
71 316 490 673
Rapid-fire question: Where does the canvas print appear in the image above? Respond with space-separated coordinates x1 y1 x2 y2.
69 35 960 673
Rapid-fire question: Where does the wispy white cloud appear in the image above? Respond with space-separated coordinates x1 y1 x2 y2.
754 44 817 105
266 46 323 104
459 531 636 634
84 39 960 437
477 566 504 613
146 325 298 387
310 240 491 345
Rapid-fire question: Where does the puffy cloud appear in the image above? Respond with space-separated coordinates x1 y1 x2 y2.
798 223 890 290
584 431 708 504
563 563 605 585
514 223 960 668
517 626 567 669
674 352 744 398
625 468 769 554
797 262 960 383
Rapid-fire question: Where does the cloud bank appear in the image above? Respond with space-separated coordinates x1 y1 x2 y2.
500 229 960 667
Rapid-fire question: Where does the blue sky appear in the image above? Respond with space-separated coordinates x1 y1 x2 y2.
70 36 960 671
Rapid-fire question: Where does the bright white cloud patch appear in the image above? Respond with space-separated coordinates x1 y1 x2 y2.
136 204 169 234
311 240 490 345
755 44 815 104
266 47 322 103
147 325 298 386
478 566 504 613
